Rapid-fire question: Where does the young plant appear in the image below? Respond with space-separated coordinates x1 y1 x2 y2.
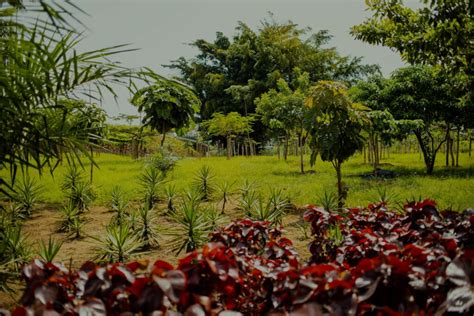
204 206 225 231
167 200 211 254
56 203 82 233
193 165 216 201
267 187 291 217
110 186 129 225
61 165 84 192
216 181 236 213
147 149 177 177
164 185 177 213
13 176 42 217
135 206 159 249
94 223 142 263
317 190 338 212
64 180 96 214
248 196 285 225
238 189 259 216
38 236 63 262
139 166 165 210
69 216 86 240
1 225 31 270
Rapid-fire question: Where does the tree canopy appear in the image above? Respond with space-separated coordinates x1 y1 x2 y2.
167 18 379 145
131 78 201 147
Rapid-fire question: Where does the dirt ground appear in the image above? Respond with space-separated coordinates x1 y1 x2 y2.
0 201 311 309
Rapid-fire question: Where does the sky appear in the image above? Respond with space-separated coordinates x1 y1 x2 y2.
68 0 418 121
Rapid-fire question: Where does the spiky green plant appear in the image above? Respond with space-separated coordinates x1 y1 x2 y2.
193 165 216 201
248 196 285 225
373 187 398 207
204 206 225 231
267 187 292 217
139 167 165 210
127 209 139 231
69 216 86 240
56 204 85 239
66 181 96 213
1 226 31 271
94 223 142 263
182 188 203 211
110 186 129 225
38 236 63 262
238 189 259 216
164 185 177 213
317 190 338 212
296 221 311 241
167 200 211 254
13 176 42 217
62 165 84 192
239 179 257 198
135 206 159 249
216 181 236 214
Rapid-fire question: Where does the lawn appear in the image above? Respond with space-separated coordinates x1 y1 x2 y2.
4 151 473 210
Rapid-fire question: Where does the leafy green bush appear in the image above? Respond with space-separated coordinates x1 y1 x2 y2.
146 149 178 176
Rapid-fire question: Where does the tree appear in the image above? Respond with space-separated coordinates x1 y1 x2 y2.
351 0 472 122
131 78 201 147
167 17 379 146
382 66 455 174
255 68 310 173
349 77 423 173
305 81 366 207
201 112 254 160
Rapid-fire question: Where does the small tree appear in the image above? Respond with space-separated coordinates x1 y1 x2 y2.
255 68 310 173
201 112 254 159
131 78 201 147
306 81 366 207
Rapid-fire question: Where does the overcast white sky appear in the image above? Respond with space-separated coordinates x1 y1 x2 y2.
69 0 419 120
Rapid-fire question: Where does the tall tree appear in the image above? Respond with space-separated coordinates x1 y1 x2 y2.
305 81 366 207
131 78 201 147
255 68 310 173
167 18 378 146
201 112 254 160
382 66 455 174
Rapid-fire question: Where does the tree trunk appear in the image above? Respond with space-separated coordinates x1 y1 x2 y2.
283 134 289 161
469 130 472 157
445 124 450 167
226 136 232 160
90 147 94 183
335 161 344 208
450 138 455 166
299 134 304 174
161 133 166 148
456 127 460 167
277 140 281 160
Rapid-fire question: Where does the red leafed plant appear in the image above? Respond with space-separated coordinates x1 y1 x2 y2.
11 201 474 315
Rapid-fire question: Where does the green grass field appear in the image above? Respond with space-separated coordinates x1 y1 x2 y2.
4 151 473 210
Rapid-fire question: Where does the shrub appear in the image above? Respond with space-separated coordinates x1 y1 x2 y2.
146 149 178 176
192 165 216 201
13 176 42 217
94 223 142 263
135 206 159 249
38 236 63 262
139 166 165 210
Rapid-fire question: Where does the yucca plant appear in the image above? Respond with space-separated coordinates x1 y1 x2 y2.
317 190 338 212
66 181 96 213
215 181 236 214
69 216 86 240
1 225 31 271
193 165 216 201
94 223 142 263
56 204 85 239
267 188 291 217
248 196 285 225
238 189 259 216
204 206 225 231
239 179 257 198
62 165 84 192
296 221 311 241
127 209 139 231
139 167 165 210
166 201 211 254
135 206 159 249
109 186 129 225
13 176 42 217
38 236 63 262
164 185 177 213
372 187 398 208
182 188 203 211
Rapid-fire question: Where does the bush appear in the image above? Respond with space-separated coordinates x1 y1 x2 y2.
146 149 178 176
